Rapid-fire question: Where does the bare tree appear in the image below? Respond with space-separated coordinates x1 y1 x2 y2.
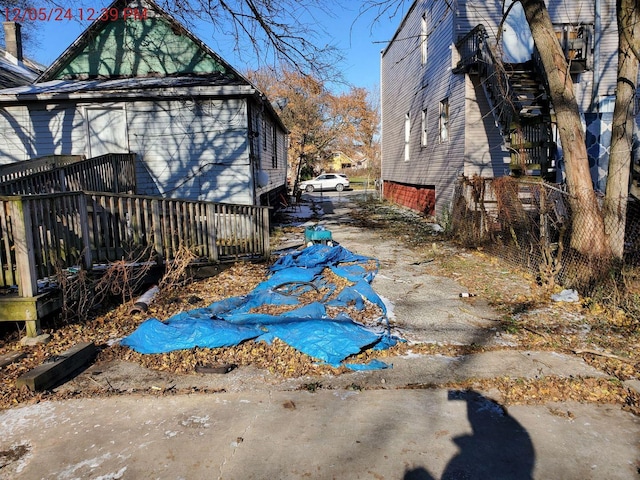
248 66 379 187
30 0 344 79
604 0 640 259
520 0 610 257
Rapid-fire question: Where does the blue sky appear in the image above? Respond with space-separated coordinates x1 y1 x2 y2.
20 2 406 94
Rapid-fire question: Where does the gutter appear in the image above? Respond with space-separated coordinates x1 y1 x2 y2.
0 84 257 104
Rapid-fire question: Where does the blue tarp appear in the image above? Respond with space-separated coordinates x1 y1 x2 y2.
121 244 399 367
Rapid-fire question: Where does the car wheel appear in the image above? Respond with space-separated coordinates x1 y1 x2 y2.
305 185 314 192
336 183 344 192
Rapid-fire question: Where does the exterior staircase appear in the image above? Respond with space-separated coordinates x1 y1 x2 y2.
454 25 555 181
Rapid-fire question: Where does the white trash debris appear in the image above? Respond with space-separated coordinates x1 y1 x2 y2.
551 289 579 303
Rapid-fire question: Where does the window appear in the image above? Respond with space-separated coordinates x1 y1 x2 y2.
262 119 267 151
439 99 449 143
421 108 428 147
404 113 411 161
272 125 278 168
421 13 428 65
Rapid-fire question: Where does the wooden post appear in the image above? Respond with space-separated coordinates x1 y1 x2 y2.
77 193 93 270
16 342 97 391
261 207 270 260
10 198 40 336
58 168 67 192
111 154 120 193
206 203 219 262
11 199 37 297
151 199 164 261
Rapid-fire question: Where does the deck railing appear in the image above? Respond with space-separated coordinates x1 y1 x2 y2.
0 154 84 183
0 153 136 195
0 192 271 295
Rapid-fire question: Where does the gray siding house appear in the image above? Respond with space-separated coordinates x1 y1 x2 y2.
0 0 288 207
381 0 619 216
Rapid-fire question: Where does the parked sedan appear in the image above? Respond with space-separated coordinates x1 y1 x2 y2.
298 174 350 192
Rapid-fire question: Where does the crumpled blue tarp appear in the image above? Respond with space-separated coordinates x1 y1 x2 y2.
121 244 399 367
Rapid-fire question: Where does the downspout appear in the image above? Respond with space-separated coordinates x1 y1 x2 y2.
379 48 384 200
591 0 602 112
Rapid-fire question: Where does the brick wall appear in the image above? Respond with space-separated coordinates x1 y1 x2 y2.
383 181 436 215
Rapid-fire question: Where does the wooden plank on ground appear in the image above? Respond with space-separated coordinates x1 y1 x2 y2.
0 350 26 369
16 342 97 391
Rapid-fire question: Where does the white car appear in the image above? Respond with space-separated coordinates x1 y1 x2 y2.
298 174 350 192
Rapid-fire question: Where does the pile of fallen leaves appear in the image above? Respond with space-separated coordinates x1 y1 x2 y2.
0 253 392 409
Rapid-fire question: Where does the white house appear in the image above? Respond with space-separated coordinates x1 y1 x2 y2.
0 0 288 207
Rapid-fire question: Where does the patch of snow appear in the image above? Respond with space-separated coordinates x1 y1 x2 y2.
55 453 113 479
333 391 359 400
0 402 57 435
379 295 395 320
400 351 424 359
95 466 127 480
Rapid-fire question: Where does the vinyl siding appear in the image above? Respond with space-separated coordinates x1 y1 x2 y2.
253 106 288 202
464 75 510 178
382 0 464 215
382 0 621 217
456 0 618 111
0 105 33 162
126 98 252 204
0 97 261 205
0 103 86 162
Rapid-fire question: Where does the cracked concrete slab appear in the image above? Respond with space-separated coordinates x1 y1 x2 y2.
1 390 638 480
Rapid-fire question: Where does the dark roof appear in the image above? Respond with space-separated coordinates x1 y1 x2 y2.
0 74 253 98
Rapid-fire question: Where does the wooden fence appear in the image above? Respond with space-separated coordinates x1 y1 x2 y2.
0 153 136 195
0 191 271 297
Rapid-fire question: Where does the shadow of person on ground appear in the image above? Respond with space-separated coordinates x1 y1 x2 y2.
404 389 535 480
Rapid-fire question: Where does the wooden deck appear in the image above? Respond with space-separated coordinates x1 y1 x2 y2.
0 154 271 337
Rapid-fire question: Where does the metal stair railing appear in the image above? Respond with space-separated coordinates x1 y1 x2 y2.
455 25 519 142
456 25 553 176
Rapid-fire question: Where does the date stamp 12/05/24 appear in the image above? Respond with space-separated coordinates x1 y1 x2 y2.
4 7 148 22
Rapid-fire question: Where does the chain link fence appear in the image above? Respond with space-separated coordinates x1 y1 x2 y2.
450 176 640 301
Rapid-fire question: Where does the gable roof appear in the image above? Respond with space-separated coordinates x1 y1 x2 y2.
38 0 244 83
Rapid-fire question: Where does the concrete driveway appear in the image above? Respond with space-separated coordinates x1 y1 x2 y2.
1 191 638 479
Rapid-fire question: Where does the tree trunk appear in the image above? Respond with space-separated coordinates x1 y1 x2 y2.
604 0 640 259
520 0 610 257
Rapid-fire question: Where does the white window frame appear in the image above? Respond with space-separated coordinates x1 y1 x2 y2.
421 13 428 65
421 108 428 147
439 99 449 143
404 113 411 162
